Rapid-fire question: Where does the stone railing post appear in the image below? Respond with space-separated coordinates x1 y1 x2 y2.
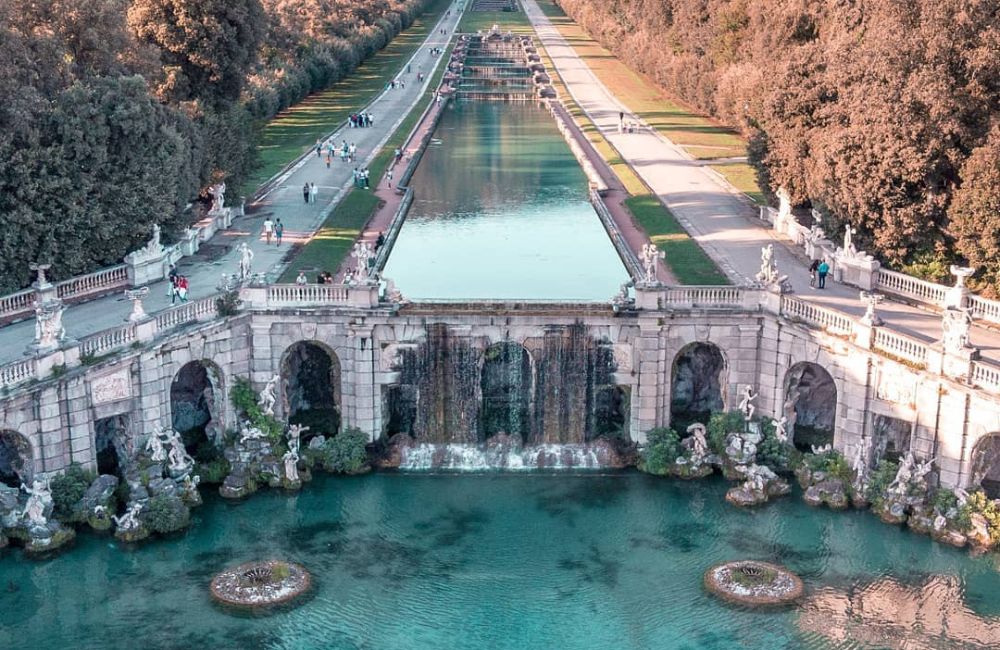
348 283 379 308
239 285 268 310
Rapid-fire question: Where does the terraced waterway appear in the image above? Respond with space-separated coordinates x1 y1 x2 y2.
383 101 628 301
2 473 999 649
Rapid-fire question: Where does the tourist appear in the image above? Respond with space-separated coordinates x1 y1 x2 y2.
817 260 830 289
176 276 189 302
309 182 318 203
407 63 412 74
316 140 323 157
363 168 370 189
386 167 393 188
262 216 274 245
619 111 624 134
167 264 178 296
375 232 385 250
295 271 307 286
808 259 820 288
275 219 284 247
394 148 403 163
168 275 178 304
323 270 334 283
302 183 309 203
325 154 331 168
349 142 357 162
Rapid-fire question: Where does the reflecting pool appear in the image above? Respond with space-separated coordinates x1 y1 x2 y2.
383 101 628 301
3 473 999 649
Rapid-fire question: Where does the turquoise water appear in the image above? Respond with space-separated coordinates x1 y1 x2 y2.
383 101 628 301
3 473 1000 649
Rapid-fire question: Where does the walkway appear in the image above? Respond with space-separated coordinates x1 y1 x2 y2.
522 0 1000 361
0 4 465 365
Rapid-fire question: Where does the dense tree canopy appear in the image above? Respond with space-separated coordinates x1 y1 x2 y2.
0 0 431 292
557 0 1000 293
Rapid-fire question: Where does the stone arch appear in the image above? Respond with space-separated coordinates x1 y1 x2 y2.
971 433 1000 499
0 429 33 487
783 362 837 451
670 342 727 430
479 341 533 442
170 360 226 461
94 415 130 477
281 341 341 437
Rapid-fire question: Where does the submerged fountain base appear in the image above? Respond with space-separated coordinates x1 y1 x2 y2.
704 560 803 607
210 560 311 610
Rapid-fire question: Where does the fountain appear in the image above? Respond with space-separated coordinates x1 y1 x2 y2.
210 560 311 610
704 560 804 607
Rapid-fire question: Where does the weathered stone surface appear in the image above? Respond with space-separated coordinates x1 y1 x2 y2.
803 479 849 510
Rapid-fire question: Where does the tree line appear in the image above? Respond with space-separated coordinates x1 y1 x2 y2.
555 0 1000 294
0 0 431 292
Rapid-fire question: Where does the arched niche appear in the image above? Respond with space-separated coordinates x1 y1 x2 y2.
971 433 1000 499
94 415 130 477
0 430 32 487
670 342 727 431
281 341 341 437
170 360 225 461
783 362 837 452
480 342 532 442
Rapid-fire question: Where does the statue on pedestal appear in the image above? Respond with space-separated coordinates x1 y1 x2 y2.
112 502 143 532
843 224 857 257
287 424 308 457
125 286 150 323
20 478 52 526
738 385 757 421
29 263 52 289
237 242 254 282
32 300 66 350
941 307 973 354
860 291 884 326
238 421 268 446
164 429 194 472
258 374 279 416
351 241 374 279
209 183 226 213
145 430 167 462
283 450 300 482
640 243 663 284
772 416 788 444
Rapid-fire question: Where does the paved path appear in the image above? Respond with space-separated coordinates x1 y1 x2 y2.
522 0 1000 361
0 4 465 365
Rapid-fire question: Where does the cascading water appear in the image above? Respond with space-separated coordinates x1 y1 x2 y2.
397 442 608 471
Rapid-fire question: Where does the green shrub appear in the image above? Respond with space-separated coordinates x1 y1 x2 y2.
320 428 369 474
231 377 284 444
195 458 231 484
50 464 95 521
141 495 190 534
638 428 681 475
959 491 1000 547
866 459 899 508
757 421 790 471
215 289 242 317
931 488 959 514
707 411 745 454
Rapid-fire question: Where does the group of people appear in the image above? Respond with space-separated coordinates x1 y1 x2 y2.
296 270 337 285
167 265 189 303
808 259 831 289
429 47 443 56
353 167 371 189
349 112 373 128
387 78 406 90
302 182 318 203
261 217 284 246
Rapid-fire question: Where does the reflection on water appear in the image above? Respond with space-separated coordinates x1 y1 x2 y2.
383 101 628 301
799 574 1000 648
1 474 999 650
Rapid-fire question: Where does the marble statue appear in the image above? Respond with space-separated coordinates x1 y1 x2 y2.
182 474 201 499
164 429 193 472
738 385 757 421
112 502 143 532
684 423 709 465
258 374 279 416
33 300 66 349
852 438 870 490
941 307 973 354
283 450 300 482
20 478 52 527
125 287 150 323
287 424 309 456
772 416 788 444
238 421 268 445
351 241 374 279
640 243 663 284
145 224 162 255
843 224 857 256
860 291 884 326
887 451 933 496
209 183 226 213
811 443 832 455
145 430 167 462
757 244 776 284
911 456 936 491
237 242 254 281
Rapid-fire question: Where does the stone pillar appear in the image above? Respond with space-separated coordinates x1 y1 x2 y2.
249 320 275 406
934 386 969 488
348 322 378 441
836 353 872 454
632 317 665 442
64 376 95 468
36 386 68 473
136 351 167 436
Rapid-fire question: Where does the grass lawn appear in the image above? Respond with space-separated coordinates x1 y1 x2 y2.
531 11 726 285
458 9 533 34
278 38 454 282
534 0 762 203
244 0 452 194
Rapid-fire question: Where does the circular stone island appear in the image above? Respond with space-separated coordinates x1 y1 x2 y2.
704 560 803 607
210 560 311 610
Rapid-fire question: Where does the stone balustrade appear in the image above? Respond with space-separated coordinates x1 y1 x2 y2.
0 289 34 323
266 284 351 307
55 264 129 301
871 327 929 368
875 269 949 307
154 296 218 330
780 296 855 337
79 324 137 359
0 357 36 388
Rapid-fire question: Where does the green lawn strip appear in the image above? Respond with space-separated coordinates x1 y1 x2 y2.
278 39 454 282
244 0 452 194
625 196 729 285
533 0 760 201
458 9 533 34
709 162 765 205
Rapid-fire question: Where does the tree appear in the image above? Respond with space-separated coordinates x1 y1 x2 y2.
950 126 1000 296
128 0 267 106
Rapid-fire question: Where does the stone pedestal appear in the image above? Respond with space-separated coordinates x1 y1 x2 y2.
835 253 880 290
125 248 167 287
348 283 379 308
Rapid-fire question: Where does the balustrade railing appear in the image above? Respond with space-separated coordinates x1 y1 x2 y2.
871 328 929 368
969 295 1000 326
874 269 948 306
0 289 34 322
154 296 217 330
79 324 136 359
972 361 1000 392
663 287 744 307
56 264 129 301
780 296 855 336
266 284 349 306
0 358 36 390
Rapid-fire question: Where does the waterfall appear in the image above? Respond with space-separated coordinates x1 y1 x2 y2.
397 443 607 471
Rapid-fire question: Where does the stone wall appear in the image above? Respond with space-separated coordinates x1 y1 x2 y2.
2 302 1000 491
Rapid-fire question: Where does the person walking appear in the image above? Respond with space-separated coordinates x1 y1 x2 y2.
310 182 318 203
808 259 820 288
817 260 830 289
302 183 310 203
315 140 322 157
168 275 178 304
386 167 393 188
263 216 274 245
275 219 284 247
177 276 189 302
167 264 179 297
